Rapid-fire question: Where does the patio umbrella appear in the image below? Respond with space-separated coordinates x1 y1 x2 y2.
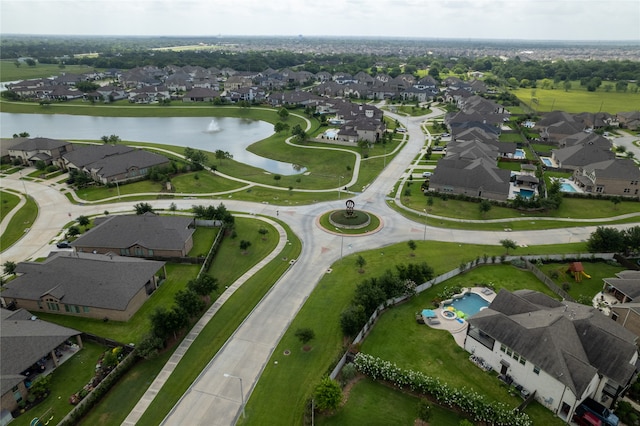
421 309 436 318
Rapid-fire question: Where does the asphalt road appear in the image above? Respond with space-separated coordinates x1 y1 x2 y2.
1 109 637 425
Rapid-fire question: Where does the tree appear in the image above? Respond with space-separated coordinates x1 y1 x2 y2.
586 226 626 252
274 122 290 133
313 377 342 412
479 199 492 216
135 333 164 360
277 107 289 120
294 328 315 346
77 215 90 227
417 399 432 422
174 289 205 317
66 226 80 237
134 202 154 215
340 304 366 337
407 240 417 256
611 196 622 210
3 261 17 275
355 255 367 272
239 240 252 253
500 239 517 255
150 306 187 341
101 134 121 144
168 202 177 214
258 226 268 240
273 175 282 185
215 150 233 162
187 275 219 296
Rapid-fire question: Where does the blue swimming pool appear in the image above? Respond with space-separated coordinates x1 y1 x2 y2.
515 149 525 159
324 129 339 138
444 293 489 317
519 189 535 199
541 157 553 167
560 183 577 192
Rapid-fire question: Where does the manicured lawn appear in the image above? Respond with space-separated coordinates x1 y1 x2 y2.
11 341 106 426
399 185 640 231
0 60 99 82
188 226 219 257
317 378 465 425
512 83 640 114
0 190 20 222
535 260 626 301
136 220 301 425
0 194 38 252
37 263 200 344
360 264 567 426
243 242 584 425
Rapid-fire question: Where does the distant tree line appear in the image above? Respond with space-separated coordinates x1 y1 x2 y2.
3 35 638 86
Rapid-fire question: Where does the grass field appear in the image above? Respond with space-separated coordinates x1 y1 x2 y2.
243 240 589 425
512 82 640 114
0 60 100 82
0 193 38 252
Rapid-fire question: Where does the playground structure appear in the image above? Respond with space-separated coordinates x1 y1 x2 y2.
568 262 591 282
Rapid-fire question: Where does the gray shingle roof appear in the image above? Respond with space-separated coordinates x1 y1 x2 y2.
3 252 165 311
468 289 637 396
1 308 80 393
73 213 194 252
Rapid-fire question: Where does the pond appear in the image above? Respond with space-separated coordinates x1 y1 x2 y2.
0 113 306 175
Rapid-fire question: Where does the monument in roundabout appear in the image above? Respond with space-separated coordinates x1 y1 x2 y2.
329 199 372 230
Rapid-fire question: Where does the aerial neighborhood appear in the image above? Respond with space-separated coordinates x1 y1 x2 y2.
1 36 640 426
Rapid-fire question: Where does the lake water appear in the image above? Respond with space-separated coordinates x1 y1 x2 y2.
0 113 305 175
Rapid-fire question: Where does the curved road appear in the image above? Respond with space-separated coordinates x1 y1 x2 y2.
1 108 637 425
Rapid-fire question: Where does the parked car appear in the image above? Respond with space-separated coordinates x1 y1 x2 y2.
56 241 71 249
573 411 603 426
441 133 450 137
575 398 619 426
422 171 432 178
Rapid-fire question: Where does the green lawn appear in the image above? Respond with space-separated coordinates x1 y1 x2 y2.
317 378 465 425
0 60 100 82
0 190 21 222
512 83 640 114
0 194 38 252
535 260 625 301
360 264 568 426
188 227 219 257
243 241 587 425
11 341 106 426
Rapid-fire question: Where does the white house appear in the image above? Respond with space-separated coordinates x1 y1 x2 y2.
464 289 637 422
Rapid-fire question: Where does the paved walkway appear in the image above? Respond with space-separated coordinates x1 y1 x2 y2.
1 105 638 425
123 215 288 425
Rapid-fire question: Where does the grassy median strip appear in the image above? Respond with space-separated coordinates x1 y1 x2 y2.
243 241 588 425
0 194 38 252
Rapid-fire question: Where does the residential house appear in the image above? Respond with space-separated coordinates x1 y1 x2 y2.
8 137 73 167
61 144 170 185
429 156 511 201
551 142 616 171
617 111 640 131
465 289 638 422
573 158 640 197
127 85 170 104
535 111 585 144
1 308 83 414
71 213 195 258
608 271 640 338
0 252 166 321
182 87 220 102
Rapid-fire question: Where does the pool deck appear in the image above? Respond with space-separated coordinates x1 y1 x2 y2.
423 287 497 348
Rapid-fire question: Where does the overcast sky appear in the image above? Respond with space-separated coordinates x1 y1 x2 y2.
2 0 639 41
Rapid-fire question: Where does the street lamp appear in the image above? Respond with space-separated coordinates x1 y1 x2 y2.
338 176 344 200
19 170 28 197
335 227 344 259
223 373 245 419
423 209 427 241
112 178 121 201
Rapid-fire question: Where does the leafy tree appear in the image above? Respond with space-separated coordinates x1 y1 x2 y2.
499 239 517 255
134 202 154 215
586 226 626 252
273 175 282 185
35 160 46 171
150 306 187 340
340 304 366 337
187 275 219 296
258 227 268 239
66 226 80 237
623 226 640 254
135 333 164 359
28 375 51 399
294 328 315 345
239 240 252 252
77 215 90 227
214 150 233 162
174 289 205 317
75 81 99 92
168 202 177 214
611 196 622 210
355 255 367 272
407 240 417 256
417 399 432 422
3 261 17 275
12 132 30 138
101 134 121 144
274 122 289 133
479 199 492 216
277 107 289 120
313 377 342 411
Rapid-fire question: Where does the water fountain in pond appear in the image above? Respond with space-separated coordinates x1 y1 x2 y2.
205 118 221 133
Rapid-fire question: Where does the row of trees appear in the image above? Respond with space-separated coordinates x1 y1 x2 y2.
340 262 434 337
586 226 640 255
